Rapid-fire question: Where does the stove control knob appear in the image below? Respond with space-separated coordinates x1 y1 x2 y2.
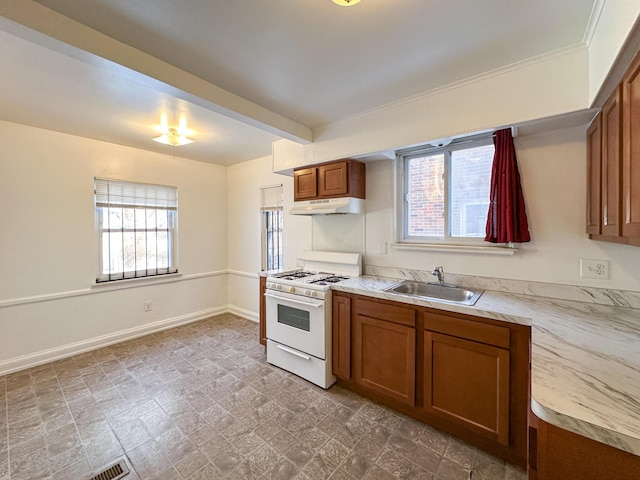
305 290 311 296
276 284 281 290
289 287 295 293
310 291 317 297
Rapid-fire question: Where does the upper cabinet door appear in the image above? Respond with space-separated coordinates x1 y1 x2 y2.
586 114 602 235
601 86 622 237
319 161 349 197
292 159 365 201
623 52 640 240
293 167 318 201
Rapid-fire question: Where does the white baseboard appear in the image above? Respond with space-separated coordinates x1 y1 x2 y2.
228 305 259 323
0 306 227 376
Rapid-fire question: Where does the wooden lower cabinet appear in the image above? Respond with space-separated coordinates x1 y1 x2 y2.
259 276 267 346
351 296 416 406
332 292 529 468
424 331 510 445
332 293 352 380
533 417 640 480
354 314 416 406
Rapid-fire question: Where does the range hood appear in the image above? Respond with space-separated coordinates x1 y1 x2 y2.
290 197 364 215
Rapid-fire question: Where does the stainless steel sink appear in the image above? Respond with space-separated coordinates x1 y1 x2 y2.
384 280 483 306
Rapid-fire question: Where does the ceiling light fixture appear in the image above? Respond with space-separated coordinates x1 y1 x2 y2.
333 0 361 6
152 115 195 146
152 128 194 146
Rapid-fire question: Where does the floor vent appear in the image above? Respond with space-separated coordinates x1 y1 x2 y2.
89 460 130 480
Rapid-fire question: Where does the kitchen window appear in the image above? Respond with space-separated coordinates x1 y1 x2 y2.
397 134 494 244
95 178 178 282
261 185 283 271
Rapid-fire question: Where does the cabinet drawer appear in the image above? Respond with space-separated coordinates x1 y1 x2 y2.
355 298 415 327
424 312 509 348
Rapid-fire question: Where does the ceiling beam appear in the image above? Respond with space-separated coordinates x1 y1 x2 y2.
0 0 313 144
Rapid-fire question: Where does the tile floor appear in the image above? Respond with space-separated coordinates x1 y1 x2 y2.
0 314 528 480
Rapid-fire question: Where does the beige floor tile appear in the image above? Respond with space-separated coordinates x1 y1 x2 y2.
0 314 527 480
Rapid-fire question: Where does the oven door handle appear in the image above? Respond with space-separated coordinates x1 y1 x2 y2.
264 291 324 308
276 344 311 360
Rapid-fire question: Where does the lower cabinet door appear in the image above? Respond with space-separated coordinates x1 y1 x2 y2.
536 417 640 480
332 294 352 380
354 315 415 406
424 331 510 445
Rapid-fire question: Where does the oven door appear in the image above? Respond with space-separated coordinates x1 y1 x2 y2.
265 289 328 359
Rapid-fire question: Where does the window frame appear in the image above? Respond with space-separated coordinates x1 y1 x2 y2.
260 184 284 272
261 207 283 271
395 133 494 246
94 178 178 283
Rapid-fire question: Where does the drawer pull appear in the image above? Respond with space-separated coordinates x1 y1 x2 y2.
276 344 311 360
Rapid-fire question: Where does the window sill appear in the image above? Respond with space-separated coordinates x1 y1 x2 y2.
91 273 183 290
391 243 517 256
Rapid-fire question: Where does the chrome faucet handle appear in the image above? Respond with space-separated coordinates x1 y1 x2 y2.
431 266 445 284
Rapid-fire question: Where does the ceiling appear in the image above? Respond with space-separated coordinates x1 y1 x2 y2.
0 0 599 165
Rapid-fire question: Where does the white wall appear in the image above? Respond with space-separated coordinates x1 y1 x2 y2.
230 127 640 326
226 155 312 319
588 1 640 103
0 121 229 373
361 125 640 291
309 47 590 165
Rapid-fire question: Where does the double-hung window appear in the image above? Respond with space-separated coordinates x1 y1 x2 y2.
397 134 494 244
95 178 178 282
260 185 283 271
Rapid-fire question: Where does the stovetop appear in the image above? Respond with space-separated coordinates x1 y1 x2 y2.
270 270 350 286
266 251 362 296
266 270 353 297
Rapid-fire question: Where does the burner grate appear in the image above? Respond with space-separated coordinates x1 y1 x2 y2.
273 270 316 280
308 275 349 285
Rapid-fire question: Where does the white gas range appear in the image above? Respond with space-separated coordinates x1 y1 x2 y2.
265 251 361 388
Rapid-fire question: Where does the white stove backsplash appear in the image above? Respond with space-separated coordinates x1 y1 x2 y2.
312 214 365 256
365 265 640 309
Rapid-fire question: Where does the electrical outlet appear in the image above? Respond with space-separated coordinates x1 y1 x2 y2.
580 259 609 279
144 300 152 312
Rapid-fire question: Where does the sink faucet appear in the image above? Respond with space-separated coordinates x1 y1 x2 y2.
432 266 445 284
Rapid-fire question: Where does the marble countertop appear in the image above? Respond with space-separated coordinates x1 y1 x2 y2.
332 275 640 456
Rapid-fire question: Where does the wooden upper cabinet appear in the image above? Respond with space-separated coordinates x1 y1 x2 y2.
319 161 349 197
588 47 640 246
293 167 317 200
586 114 602 235
622 50 640 241
423 312 510 446
601 86 622 237
293 159 365 201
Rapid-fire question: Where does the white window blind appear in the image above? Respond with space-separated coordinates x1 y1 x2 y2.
95 178 178 282
260 185 283 271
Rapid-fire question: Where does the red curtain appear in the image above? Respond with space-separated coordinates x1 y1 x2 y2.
485 128 531 243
